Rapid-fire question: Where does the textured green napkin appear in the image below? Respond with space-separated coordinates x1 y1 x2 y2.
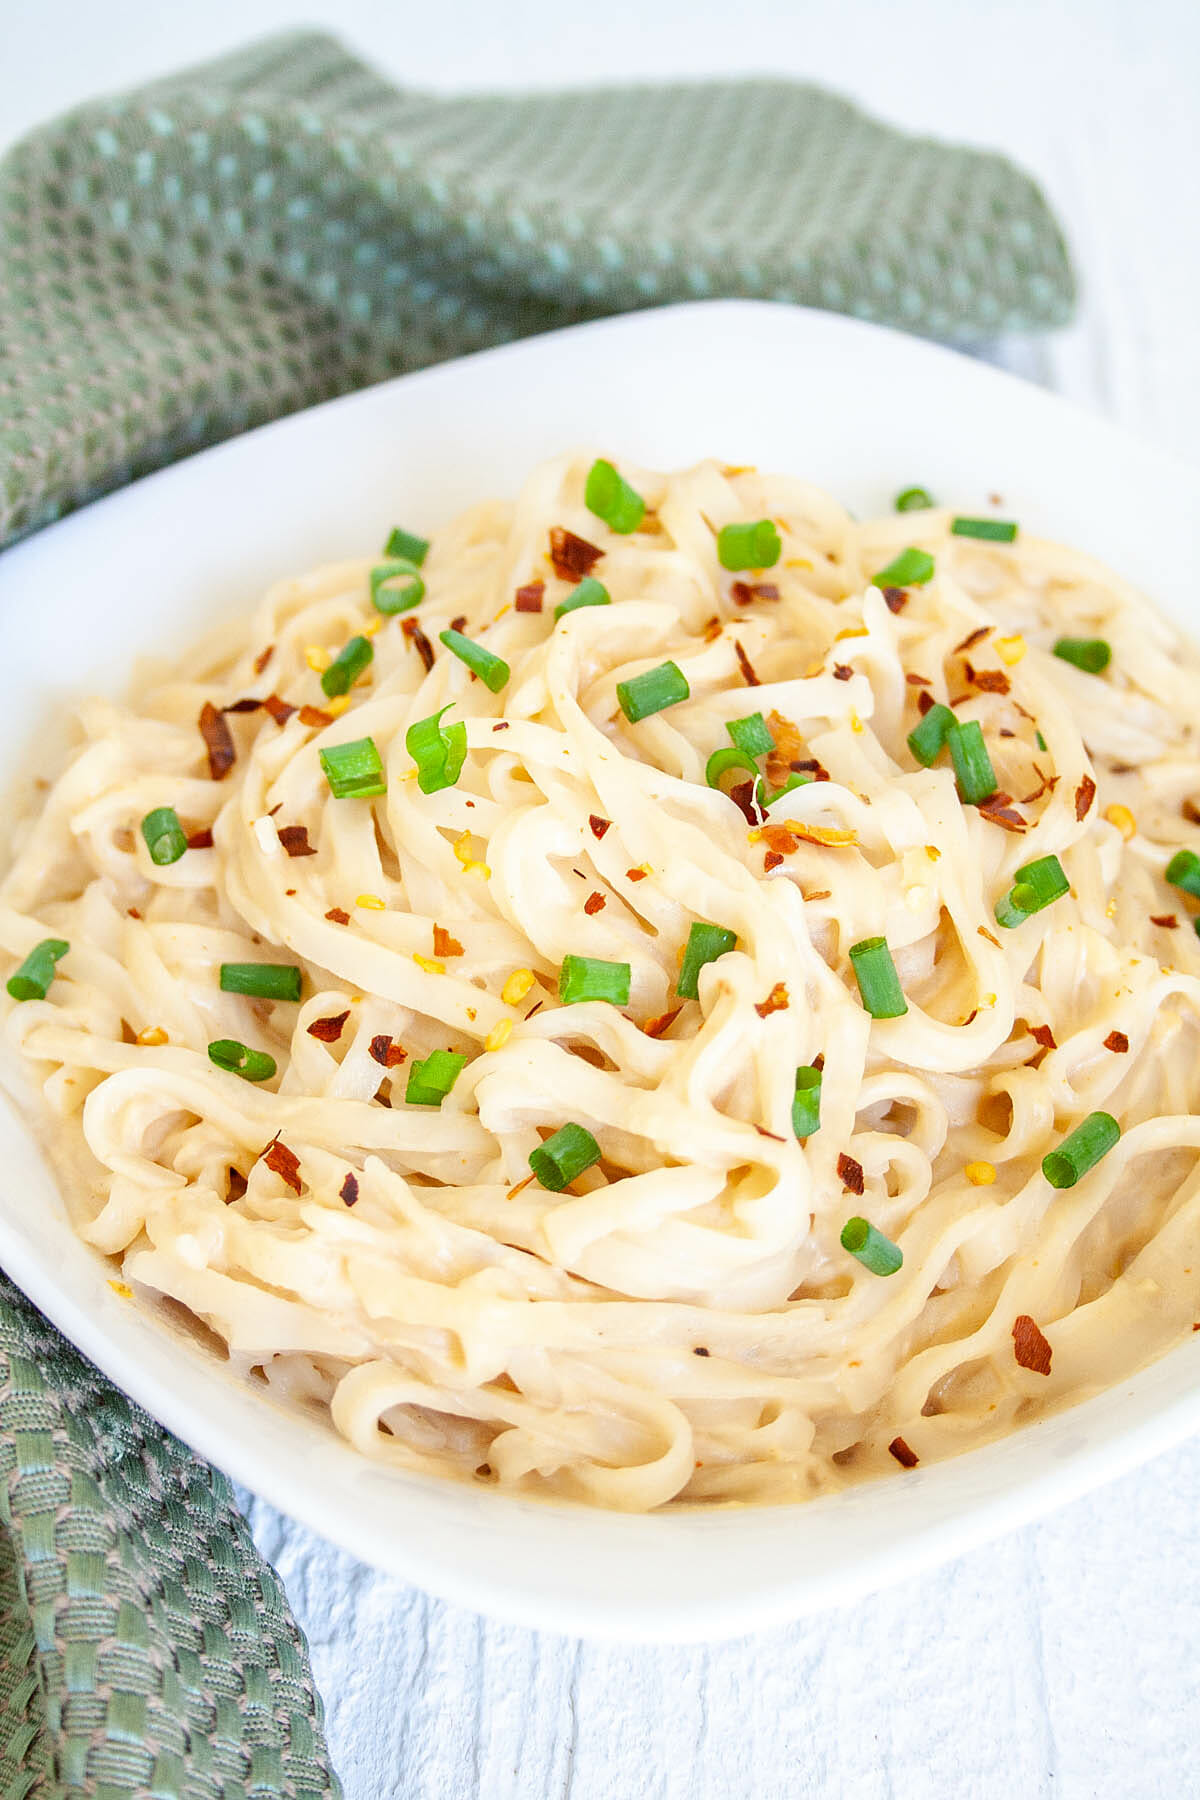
0 28 1075 1794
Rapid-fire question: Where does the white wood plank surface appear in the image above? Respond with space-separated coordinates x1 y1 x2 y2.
8 1 1200 1792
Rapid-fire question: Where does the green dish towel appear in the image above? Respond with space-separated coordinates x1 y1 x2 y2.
0 29 1075 1795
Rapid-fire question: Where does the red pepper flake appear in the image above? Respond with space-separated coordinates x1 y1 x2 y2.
549 527 603 581
325 907 351 926
728 779 760 825
693 1345 710 1357
278 824 317 858
755 1125 786 1142
755 981 789 1019
1183 799 1200 826
979 793 1027 833
524 1000 544 1020
583 891 606 915
733 640 761 687
905 672 931 687
375 1084 393 1107
731 581 781 605
285 888 296 897
307 1010 350 1043
340 1171 359 1207
223 696 263 714
1075 775 1096 821
1151 913 1178 929
954 625 991 654
837 1152 865 1195
1030 1023 1057 1050
507 1173 536 1199
977 925 1001 948
761 825 799 855
626 866 649 883
832 664 853 682
185 826 214 850
433 924 464 958
916 688 935 717
226 1166 248 1203
253 644 274 676
702 616 724 643
262 693 297 727
401 616 435 673
883 587 908 614
644 1006 682 1039
1020 766 1058 806
589 814 612 840
262 1137 302 1195
888 1436 919 1468
449 614 467 634
965 663 1011 695
126 908 142 920
1104 1030 1130 1054
299 704 333 728
515 580 545 613
369 1034 407 1068
1012 1314 1053 1376
199 702 235 781
764 850 784 873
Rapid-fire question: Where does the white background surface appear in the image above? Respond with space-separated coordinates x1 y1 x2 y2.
4 0 1200 1793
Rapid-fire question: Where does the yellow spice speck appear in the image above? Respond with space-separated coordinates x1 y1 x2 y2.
361 614 382 636
326 695 351 718
995 634 1027 666
849 711 864 734
501 968 536 1006
835 627 869 641
413 953 444 975
1104 803 1136 840
356 893 386 911
1106 899 1118 918
925 845 941 862
485 1018 514 1053
305 646 332 673
108 1280 133 1300
965 1161 997 1186
135 1026 168 1047
466 1006 477 1021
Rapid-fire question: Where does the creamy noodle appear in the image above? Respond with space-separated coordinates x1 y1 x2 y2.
5 451 1200 1511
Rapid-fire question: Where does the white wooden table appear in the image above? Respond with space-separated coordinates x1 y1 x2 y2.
8 1 1200 1792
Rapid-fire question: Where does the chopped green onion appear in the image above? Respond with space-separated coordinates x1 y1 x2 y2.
759 772 812 806
384 526 429 566
617 661 690 723
529 1121 602 1190
792 1066 822 1138
1166 849 1200 899
370 559 425 615
872 548 935 588
727 712 774 757
705 745 760 791
841 1216 903 1276
439 628 510 693
947 719 998 805
676 922 738 999
906 702 956 767
1042 1111 1120 1189
1035 731 1048 752
321 634 373 698
140 806 188 866
6 938 68 1003
405 707 467 795
951 517 1018 542
849 936 907 1019
585 459 645 535
895 486 935 512
208 1038 276 1082
219 962 302 1003
319 736 386 799
717 520 782 571
558 954 631 1006
554 576 611 620
405 1048 468 1106
994 853 1071 928
1053 637 1111 674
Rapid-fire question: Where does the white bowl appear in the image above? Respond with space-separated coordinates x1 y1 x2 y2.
2 301 1199 1643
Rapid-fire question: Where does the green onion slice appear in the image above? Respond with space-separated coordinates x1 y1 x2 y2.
792 1066 822 1138
529 1121 602 1190
895 487 935 512
705 746 760 792
841 1216 903 1276
617 661 690 724
717 520 782 572
947 719 998 805
208 1038 277 1082
319 736 386 799
559 954 631 1006
405 1048 468 1106
1053 637 1111 674
554 576 611 620
219 962 302 1003
849 936 908 1019
726 712 774 757
585 459 645 535
384 526 429 566
370 559 425 616
439 628 510 693
759 772 812 806
906 702 956 768
6 938 68 1003
1166 849 1200 900
405 707 467 795
676 922 738 999
321 634 374 699
951 517 1018 542
873 548 935 588
1042 1111 1120 1189
995 853 1070 928
141 806 188 866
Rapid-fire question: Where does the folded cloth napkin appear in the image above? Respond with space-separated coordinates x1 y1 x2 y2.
0 29 1075 1794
